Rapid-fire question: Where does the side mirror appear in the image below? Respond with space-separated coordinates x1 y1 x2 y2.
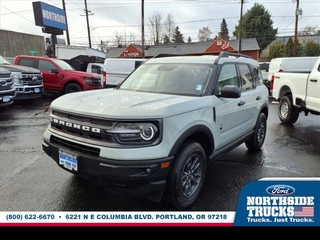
50 69 59 74
220 85 241 98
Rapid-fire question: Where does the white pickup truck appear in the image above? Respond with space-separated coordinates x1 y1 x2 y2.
85 62 105 87
272 56 320 124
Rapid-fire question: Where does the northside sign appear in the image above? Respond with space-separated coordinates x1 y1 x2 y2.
33 1 67 30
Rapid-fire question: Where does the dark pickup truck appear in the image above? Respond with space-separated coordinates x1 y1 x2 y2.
0 67 16 107
0 55 44 99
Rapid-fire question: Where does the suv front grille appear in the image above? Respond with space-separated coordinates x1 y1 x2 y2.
50 110 117 146
51 135 100 157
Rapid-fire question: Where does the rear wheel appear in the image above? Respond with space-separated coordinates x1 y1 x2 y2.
245 112 267 151
278 95 299 124
164 141 207 210
65 83 82 94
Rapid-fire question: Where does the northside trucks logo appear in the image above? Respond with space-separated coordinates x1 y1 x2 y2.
246 185 315 223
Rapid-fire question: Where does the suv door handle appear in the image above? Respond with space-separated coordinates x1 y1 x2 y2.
256 96 261 100
310 79 317 82
238 101 246 106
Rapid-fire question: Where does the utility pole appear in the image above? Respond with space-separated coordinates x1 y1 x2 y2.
238 0 244 53
84 0 92 48
62 0 70 45
141 0 145 58
293 0 300 57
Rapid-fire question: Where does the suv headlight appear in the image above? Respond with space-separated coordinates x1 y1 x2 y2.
107 122 159 145
11 72 23 85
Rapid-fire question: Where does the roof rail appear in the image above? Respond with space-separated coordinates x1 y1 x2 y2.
152 53 182 58
218 51 252 59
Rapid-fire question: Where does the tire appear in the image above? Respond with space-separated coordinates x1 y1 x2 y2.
164 141 207 210
64 83 82 94
278 95 299 124
245 112 267 151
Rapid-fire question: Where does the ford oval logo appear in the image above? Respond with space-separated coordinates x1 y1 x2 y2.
266 185 295 195
0 80 6 85
32 77 38 81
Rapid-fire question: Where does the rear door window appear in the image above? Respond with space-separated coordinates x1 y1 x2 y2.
238 63 254 91
17 58 37 68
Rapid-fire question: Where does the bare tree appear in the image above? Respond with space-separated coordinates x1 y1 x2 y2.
128 31 136 45
98 40 110 52
298 25 319 35
112 31 124 47
149 11 163 45
164 13 175 44
198 26 212 42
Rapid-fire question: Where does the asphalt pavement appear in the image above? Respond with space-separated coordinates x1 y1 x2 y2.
0 93 319 211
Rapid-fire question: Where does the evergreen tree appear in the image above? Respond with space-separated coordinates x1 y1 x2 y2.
304 40 320 56
218 18 229 40
233 3 277 54
284 37 294 57
268 41 285 60
163 34 170 44
172 26 184 43
284 37 304 56
187 36 192 43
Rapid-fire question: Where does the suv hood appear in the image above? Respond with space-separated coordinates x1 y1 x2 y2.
51 88 209 118
0 64 41 74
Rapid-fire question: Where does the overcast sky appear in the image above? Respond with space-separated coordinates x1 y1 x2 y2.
0 0 319 48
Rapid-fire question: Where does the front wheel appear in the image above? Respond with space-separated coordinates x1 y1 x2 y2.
245 112 267 151
64 83 82 94
164 141 207 210
278 95 299 124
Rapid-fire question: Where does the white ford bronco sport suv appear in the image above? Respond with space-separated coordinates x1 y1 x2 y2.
42 52 269 209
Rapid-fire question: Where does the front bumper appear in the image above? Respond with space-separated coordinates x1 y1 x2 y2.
42 138 174 201
15 85 44 99
0 88 16 107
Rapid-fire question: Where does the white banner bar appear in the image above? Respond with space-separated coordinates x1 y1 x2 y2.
0 211 235 224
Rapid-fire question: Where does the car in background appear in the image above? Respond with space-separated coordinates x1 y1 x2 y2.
0 66 16 107
103 58 147 88
0 55 43 99
259 62 270 92
13 55 102 94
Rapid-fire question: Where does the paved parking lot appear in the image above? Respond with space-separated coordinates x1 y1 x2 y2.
0 93 319 211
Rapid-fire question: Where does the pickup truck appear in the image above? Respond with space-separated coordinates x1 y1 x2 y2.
13 55 102 94
0 55 44 99
0 67 16 107
271 56 320 124
84 62 105 87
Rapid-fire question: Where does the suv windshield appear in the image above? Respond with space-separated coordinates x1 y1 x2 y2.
119 62 213 96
